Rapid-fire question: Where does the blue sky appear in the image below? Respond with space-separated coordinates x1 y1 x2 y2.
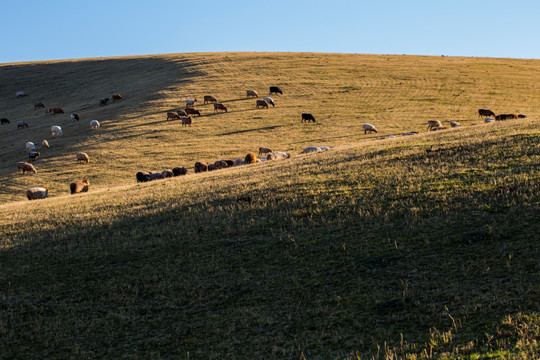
2 0 539 63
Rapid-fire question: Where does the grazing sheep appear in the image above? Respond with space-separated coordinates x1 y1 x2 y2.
1 118 9 125
213 103 228 112
301 113 316 123
214 160 228 169
172 167 188 176
16 91 27 98
244 152 257 164
182 116 192 127
71 113 80 121
185 108 201 116
162 169 174 178
177 109 188 117
42 140 50 148
258 147 273 157
17 162 37 174
301 146 323 154
26 187 48 200
76 152 90 163
266 151 290 161
17 121 29 129
136 171 152 182
263 97 275 107
26 142 36 152
194 161 208 173
28 151 40 162
89 120 100 129
112 94 123 102
207 163 216 171
167 112 180 120
70 180 90 194
185 99 197 107
46 107 64 115
34 101 45 109
427 120 443 131
256 99 269 109
51 126 63 136
246 89 258 98
150 172 164 180
233 158 245 166
449 121 461 128
204 95 217 104
518 114 527 119
363 123 378 134
495 113 518 121
269 86 283 95
100 97 109 106
478 109 496 119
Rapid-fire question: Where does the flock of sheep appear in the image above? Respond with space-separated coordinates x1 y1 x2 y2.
4 86 528 201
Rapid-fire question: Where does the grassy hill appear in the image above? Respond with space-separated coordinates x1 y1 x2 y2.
0 53 539 359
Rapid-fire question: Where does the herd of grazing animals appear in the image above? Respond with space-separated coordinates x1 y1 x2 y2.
4 84 528 201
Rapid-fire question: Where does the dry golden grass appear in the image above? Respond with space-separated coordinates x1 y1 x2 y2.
0 53 539 359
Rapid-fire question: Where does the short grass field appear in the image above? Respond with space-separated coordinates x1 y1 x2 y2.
0 52 539 359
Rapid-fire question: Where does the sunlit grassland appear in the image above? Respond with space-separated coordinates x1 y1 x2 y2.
0 53 539 359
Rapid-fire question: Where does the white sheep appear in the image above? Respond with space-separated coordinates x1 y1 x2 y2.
427 120 443 131
26 142 36 152
90 120 100 129
363 123 378 134
266 151 291 160
185 99 197 107
263 97 275 107
246 89 258 98
51 126 63 136
300 146 331 154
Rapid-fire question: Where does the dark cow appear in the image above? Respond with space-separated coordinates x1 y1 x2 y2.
269 86 283 95
301 113 316 123
478 109 495 118
28 151 40 162
100 97 109 106
1 118 9 125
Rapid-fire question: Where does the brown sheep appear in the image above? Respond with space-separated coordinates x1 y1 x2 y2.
42 140 50 148
77 153 90 163
213 103 228 112
167 112 180 120
258 147 273 157
26 187 48 200
478 109 495 119
427 120 443 131
244 152 257 164
182 116 192 127
256 99 269 109
45 107 64 115
246 89 258 98
185 108 201 116
214 160 228 169
162 169 174 178
194 161 208 173
17 162 37 174
172 167 188 176
177 109 188 117
70 180 90 194
112 94 123 102
204 95 217 104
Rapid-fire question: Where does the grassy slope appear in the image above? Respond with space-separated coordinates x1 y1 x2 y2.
0 53 539 359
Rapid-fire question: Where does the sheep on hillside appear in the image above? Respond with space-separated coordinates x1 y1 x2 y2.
70 180 90 194
77 153 90 163
362 123 378 134
26 142 36 152
90 120 100 129
26 187 48 200
17 162 37 174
